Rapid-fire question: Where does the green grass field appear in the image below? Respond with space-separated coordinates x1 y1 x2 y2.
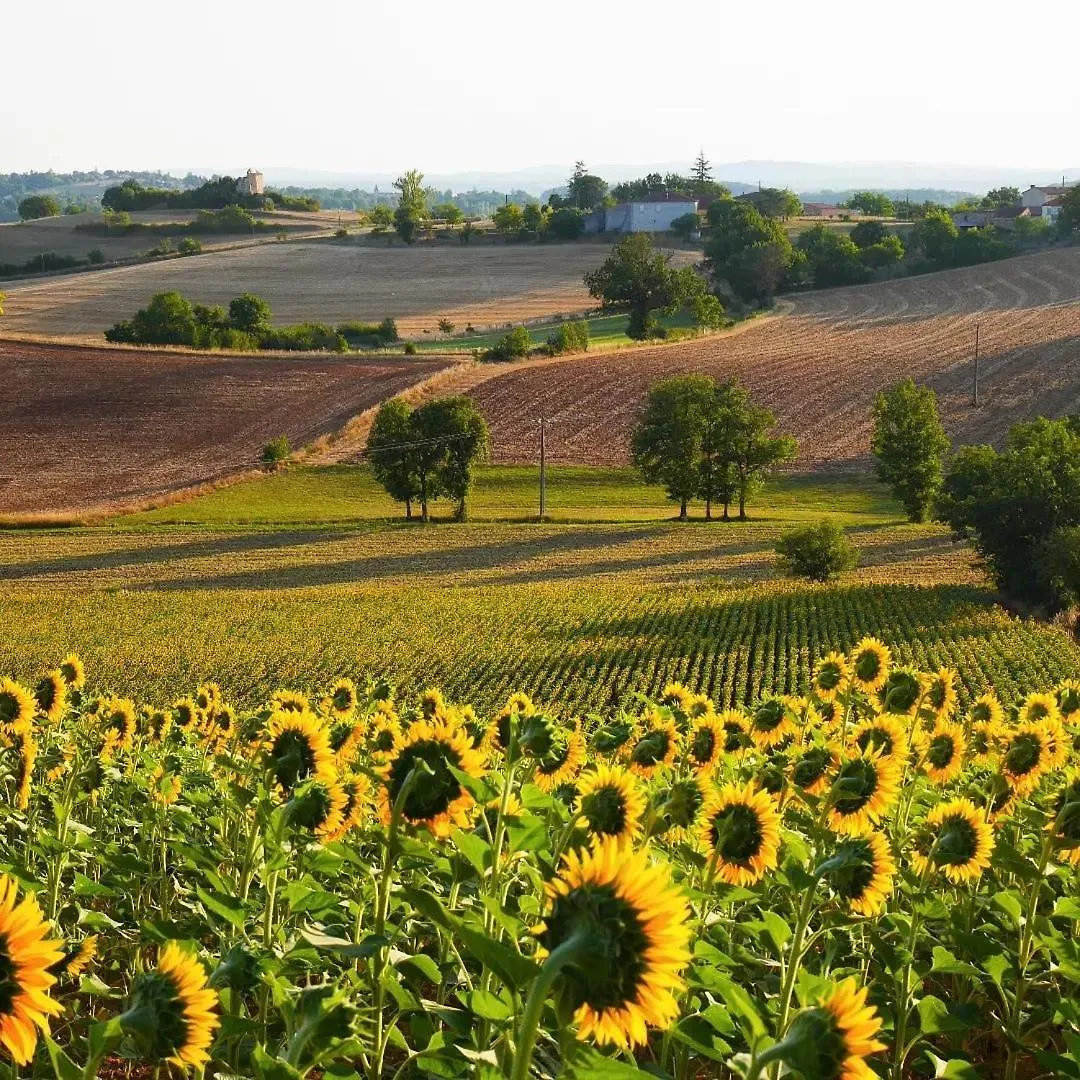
4 465 1076 717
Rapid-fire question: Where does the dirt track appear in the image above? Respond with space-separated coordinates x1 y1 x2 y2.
468 247 1080 466
0 342 450 514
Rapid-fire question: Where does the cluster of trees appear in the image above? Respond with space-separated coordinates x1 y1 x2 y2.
610 153 731 203
584 234 723 339
491 202 586 241
703 199 793 304
76 205 269 238
104 291 348 352
0 251 86 278
366 397 490 521
1 170 198 221
101 178 318 214
909 208 1013 270
632 376 797 519
17 194 64 220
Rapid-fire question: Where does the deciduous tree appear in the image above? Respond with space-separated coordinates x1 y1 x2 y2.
393 170 428 244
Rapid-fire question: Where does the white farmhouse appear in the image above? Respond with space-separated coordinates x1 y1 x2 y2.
584 193 698 234
1021 183 1075 209
236 169 266 197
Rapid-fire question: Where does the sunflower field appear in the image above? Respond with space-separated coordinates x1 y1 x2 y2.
0 639 1078 1080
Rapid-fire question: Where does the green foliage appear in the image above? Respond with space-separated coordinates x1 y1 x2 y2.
691 293 726 330
431 203 464 227
850 220 889 249
393 170 428 244
739 187 802 220
522 202 546 234
704 200 794 303
911 209 959 266
482 326 533 362
871 380 950 523
492 203 525 236
1059 186 1080 234
775 520 858 581
261 436 291 470
670 212 700 241
17 194 61 220
546 319 590 356
367 205 393 229
585 234 711 339
177 237 202 256
567 161 608 211
87 248 106 265
937 417 1080 607
982 186 1020 209
796 225 870 287
845 191 895 216
546 207 585 240
366 396 490 520
860 234 905 268
229 293 273 334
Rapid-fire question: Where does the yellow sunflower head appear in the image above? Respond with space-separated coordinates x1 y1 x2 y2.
775 978 886 1080
0 678 35 734
1000 722 1051 796
812 651 851 703
790 743 840 798
920 721 967 786
912 798 995 884
323 773 371 842
875 667 924 718
718 710 754 756
1049 774 1080 867
368 712 402 762
100 697 137 752
535 839 691 1049
850 714 909 766
576 764 646 846
968 691 1004 730
268 689 309 714
819 832 896 917
659 682 695 715
419 688 446 719
0 875 64 1064
533 726 586 793
685 714 725 775
173 697 202 735
144 707 173 743
59 653 86 691
968 770 1017 824
826 751 901 836
623 713 680 779
483 692 537 757
150 766 183 807
652 776 707 841
1055 680 1080 722
377 718 485 838
848 638 891 694
923 667 959 721
749 696 796 751
698 782 781 887
52 935 99 981
120 943 219 1071
286 776 348 842
263 709 335 793
34 671 67 725
1019 691 1061 728
324 678 359 720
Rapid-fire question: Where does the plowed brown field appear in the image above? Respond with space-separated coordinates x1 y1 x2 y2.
0 341 451 515
468 247 1080 466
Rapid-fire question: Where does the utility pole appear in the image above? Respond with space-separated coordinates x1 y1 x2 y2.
972 322 980 406
538 413 547 521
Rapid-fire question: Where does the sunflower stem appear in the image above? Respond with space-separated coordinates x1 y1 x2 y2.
510 931 591 1080
775 877 819 1046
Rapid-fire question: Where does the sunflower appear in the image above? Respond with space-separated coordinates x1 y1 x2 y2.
14 728 36 811
970 770 1017 824
1055 680 1080 722
821 832 896 917
0 678 35 733
749 696 796 751
144 707 173 743
875 668 924 717
1049 774 1080 867
1044 717 1070 771
368 712 402 762
966 696 1003 767
377 717 485 838
968 691 1004 730
535 839 691 1048
330 718 367 770
912 798 995 884
288 776 348 842
812 651 851 704
483 692 535 757
576 764 646 847
685 713 725 775
718 710 754 756
0 875 64 1065
121 943 219 1070
659 682 694 714
1019 691 1061 728
848 638 890 694
920 721 967 785
653 776 707 842
1000 722 1052 796
324 773 370 842
827 752 901 836
173 697 202 736
99 698 137 753
850 714 909 766
685 693 713 720
698 782 781 887
790 743 840 797
268 689 309 714
150 766 183 807
58 653 86 691
924 667 958 721
534 726 586 793
623 713 679 779
780 978 886 1080
34 671 67 725
263 710 336 793
324 678 359 720
52 936 98 980
419 688 446 720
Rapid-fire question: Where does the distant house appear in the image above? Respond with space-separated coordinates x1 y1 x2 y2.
990 206 1034 232
801 203 852 219
1042 195 1067 226
951 210 993 230
583 193 698 234
236 169 265 197
1020 183 1075 209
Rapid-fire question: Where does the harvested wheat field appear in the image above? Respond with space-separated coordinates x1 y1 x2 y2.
469 246 1080 466
0 241 643 340
0 340 451 515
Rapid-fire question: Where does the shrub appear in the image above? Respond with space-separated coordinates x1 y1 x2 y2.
178 238 202 256
481 325 532 362
775 520 858 582
259 323 347 353
146 238 173 257
378 317 399 344
87 249 106 265
546 207 585 240
261 436 291 469
17 195 61 220
546 319 590 355
403 342 418 355
335 228 348 238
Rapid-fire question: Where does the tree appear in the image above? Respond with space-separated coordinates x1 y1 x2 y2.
17 195 61 220
704 199 794 303
691 150 712 188
432 203 464 228
368 205 394 229
261 436 291 470
631 376 715 519
850 220 889 249
911 209 958 267
1058 185 1080 235
546 208 584 240
585 234 709 339
410 397 490 521
698 379 745 519
937 418 1080 606
982 186 1020 209
741 188 802 220
796 226 869 287
522 203 547 234
775 521 858 582
729 400 797 519
493 203 525 236
871 380 949 523
106 291 199 346
228 293 272 334
670 212 700 242
393 170 428 243
437 318 455 336
567 162 608 211
367 399 420 519
860 235 905 268
845 192 895 217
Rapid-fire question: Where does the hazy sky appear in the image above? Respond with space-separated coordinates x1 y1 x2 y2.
4 0 1078 176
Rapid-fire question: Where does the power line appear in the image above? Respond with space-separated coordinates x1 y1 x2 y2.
359 431 478 458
